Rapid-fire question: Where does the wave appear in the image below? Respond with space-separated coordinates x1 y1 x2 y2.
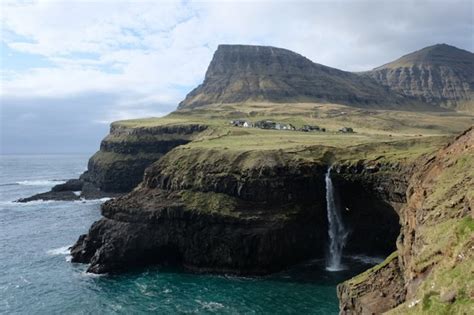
348 254 384 265
47 245 71 256
79 271 107 278
196 300 225 311
16 179 66 186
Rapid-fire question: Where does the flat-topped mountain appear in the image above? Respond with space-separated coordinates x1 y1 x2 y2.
179 44 473 111
368 44 474 110
179 44 409 109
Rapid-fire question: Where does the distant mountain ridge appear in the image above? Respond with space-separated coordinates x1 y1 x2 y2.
368 44 474 110
178 44 473 111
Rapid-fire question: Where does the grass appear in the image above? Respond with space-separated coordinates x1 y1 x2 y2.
345 251 399 288
179 190 240 217
388 217 474 315
115 102 474 135
99 102 473 175
109 102 473 154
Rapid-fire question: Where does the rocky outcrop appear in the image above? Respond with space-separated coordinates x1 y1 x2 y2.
368 44 474 111
337 127 474 314
18 123 208 202
84 123 207 193
71 145 405 274
338 252 406 315
178 45 411 109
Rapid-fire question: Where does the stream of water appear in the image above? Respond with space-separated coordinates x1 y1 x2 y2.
325 166 349 272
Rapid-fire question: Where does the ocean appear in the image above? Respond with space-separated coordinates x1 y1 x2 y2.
0 155 381 314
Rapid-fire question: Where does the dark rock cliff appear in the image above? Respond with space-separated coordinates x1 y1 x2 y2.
178 45 411 109
85 123 207 192
71 147 405 275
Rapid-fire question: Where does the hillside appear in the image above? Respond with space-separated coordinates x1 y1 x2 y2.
178 45 411 109
368 44 474 111
338 127 474 314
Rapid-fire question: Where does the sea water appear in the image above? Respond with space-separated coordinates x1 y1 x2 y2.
0 155 382 314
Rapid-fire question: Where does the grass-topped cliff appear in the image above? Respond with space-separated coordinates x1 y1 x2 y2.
72 101 473 277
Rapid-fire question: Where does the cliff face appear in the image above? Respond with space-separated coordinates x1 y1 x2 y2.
85 123 207 192
71 145 406 274
179 45 410 109
368 44 474 111
71 149 328 274
338 127 474 314
17 122 208 202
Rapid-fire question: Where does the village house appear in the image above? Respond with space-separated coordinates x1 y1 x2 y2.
229 119 250 127
339 127 354 133
254 120 295 131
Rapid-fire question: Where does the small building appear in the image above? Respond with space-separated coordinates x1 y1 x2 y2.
339 127 354 133
301 125 321 132
282 123 296 131
230 119 250 127
243 121 253 128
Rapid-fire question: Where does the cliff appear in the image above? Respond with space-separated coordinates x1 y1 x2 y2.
70 135 446 274
85 122 207 192
18 121 208 202
338 127 474 314
368 44 474 111
178 45 411 109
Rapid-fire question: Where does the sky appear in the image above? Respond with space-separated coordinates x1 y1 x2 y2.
1 0 473 154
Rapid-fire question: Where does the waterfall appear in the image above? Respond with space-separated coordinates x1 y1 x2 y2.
325 166 348 271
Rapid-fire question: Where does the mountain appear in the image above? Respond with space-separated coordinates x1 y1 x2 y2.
178 44 410 109
179 44 473 111
368 44 474 110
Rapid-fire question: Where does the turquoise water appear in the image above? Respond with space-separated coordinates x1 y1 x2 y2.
0 155 379 314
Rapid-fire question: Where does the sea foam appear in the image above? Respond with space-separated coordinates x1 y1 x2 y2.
16 180 65 186
47 245 71 256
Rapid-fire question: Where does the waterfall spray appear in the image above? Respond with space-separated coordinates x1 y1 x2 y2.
325 166 348 271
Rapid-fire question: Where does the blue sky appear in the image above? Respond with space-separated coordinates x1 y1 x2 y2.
1 0 473 154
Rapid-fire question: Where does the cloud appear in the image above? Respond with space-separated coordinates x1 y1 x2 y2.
0 0 472 153
2 0 472 97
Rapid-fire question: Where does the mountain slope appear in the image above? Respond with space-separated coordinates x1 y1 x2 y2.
368 44 474 110
178 45 410 109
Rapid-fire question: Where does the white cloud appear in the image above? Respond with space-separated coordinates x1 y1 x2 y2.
1 0 472 106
